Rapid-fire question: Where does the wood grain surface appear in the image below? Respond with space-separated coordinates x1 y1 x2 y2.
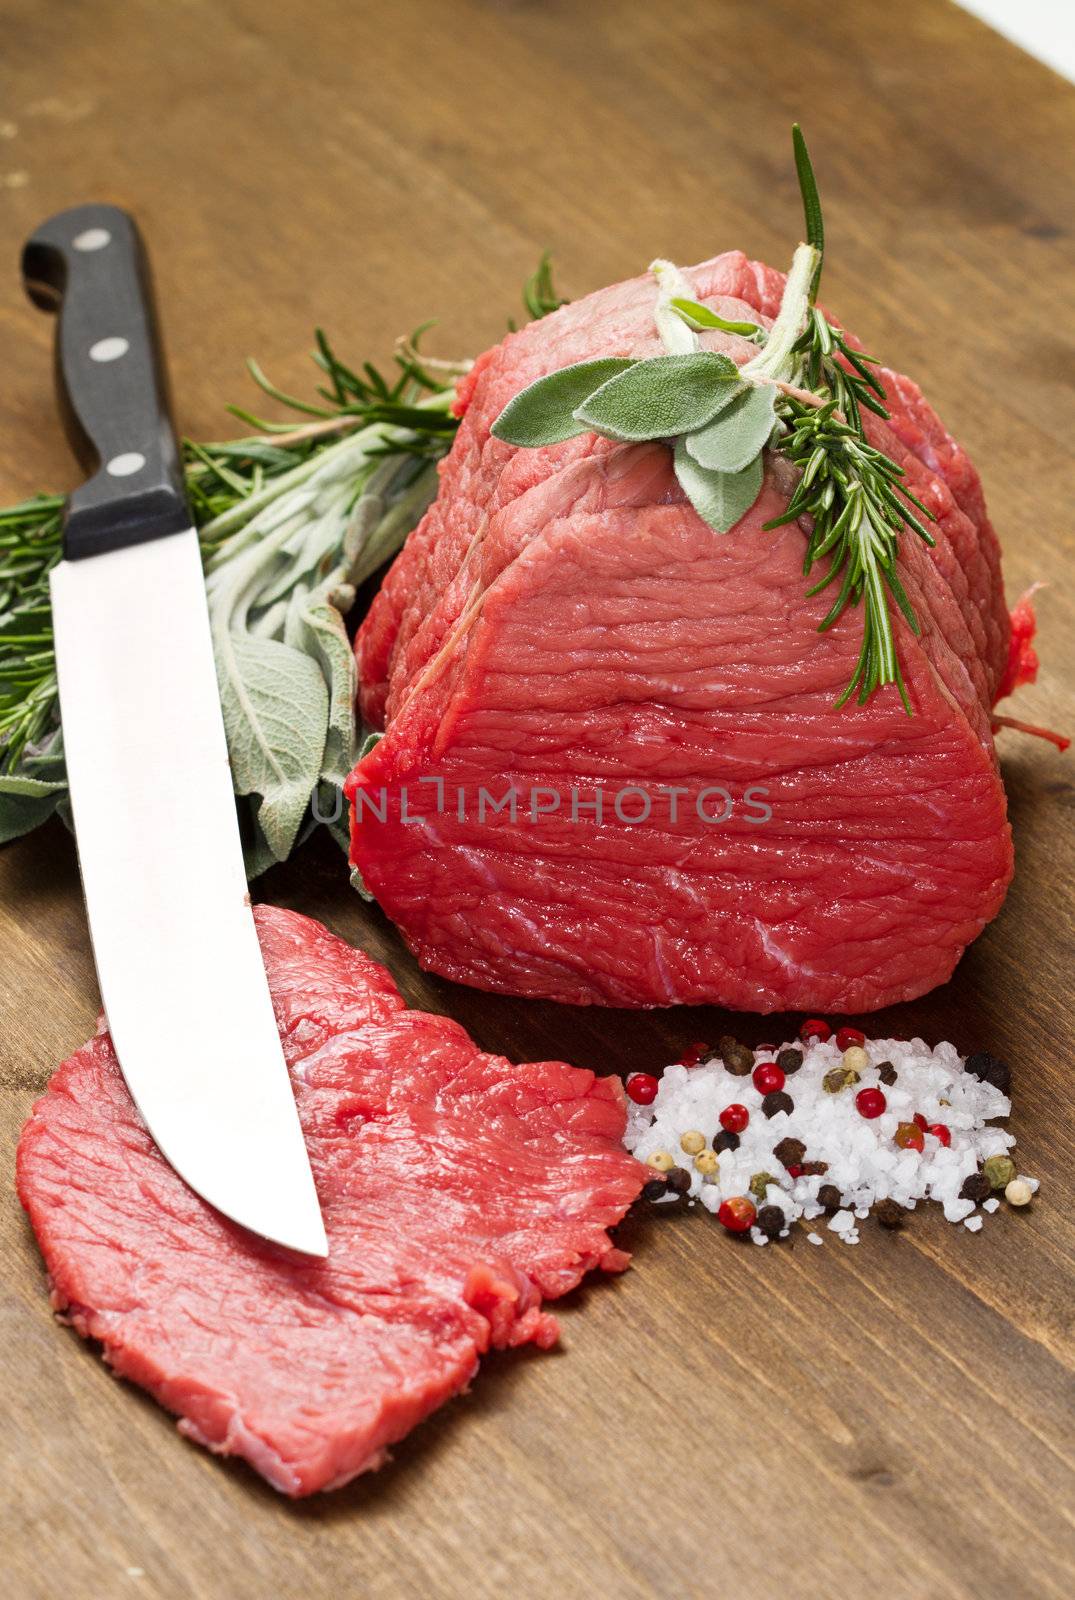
1 2 1073 1596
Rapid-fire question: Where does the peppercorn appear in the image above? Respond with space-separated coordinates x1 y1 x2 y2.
762 1090 794 1118
718 1035 754 1076
800 1160 829 1176
666 1165 692 1194
749 1171 777 1201
1004 1178 1033 1207
677 1040 711 1068
694 1149 720 1178
641 1177 668 1202
786 1164 804 1178
717 1196 756 1233
965 1052 1011 1095
777 1047 804 1074
817 1183 843 1211
679 1129 706 1156
875 1198 905 1230
878 1060 898 1086
626 1072 660 1105
835 1026 866 1051
842 1045 870 1077
959 1171 991 1203
719 1103 749 1134
800 1018 831 1043
752 1062 786 1096
983 1154 1016 1190
713 1129 741 1154
855 1087 887 1120
928 1123 951 1147
773 1137 806 1168
823 1066 859 1094
894 1121 925 1152
646 1149 675 1172
756 1205 785 1238
912 1112 929 1131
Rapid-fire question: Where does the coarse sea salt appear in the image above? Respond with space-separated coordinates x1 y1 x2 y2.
624 1034 1037 1247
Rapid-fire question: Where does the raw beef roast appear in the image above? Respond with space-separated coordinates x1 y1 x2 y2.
17 906 645 1496
348 251 1027 1012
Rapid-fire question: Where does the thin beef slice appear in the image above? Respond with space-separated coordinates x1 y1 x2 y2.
16 905 646 1496
348 251 1018 1013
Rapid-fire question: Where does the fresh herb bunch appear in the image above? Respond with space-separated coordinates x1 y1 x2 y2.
492 126 935 711
0 267 565 861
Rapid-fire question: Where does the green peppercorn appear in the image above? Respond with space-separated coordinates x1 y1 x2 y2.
749 1171 777 1201
983 1154 1016 1191
823 1065 860 1094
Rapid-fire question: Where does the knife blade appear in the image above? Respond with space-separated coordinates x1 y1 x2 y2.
24 204 327 1257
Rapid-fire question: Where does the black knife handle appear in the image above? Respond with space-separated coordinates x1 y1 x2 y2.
22 204 190 560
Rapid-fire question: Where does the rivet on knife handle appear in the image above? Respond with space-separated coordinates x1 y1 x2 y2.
22 203 190 560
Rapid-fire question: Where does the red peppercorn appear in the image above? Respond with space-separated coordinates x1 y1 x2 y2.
717 1195 756 1233
677 1040 711 1068
912 1112 929 1131
894 1120 925 1151
626 1073 659 1106
719 1103 750 1134
786 1163 804 1178
835 1026 866 1051
752 1062 786 1095
800 1017 831 1043
855 1087 887 1120
929 1123 951 1147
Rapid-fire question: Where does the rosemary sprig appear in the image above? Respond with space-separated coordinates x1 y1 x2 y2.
762 126 936 711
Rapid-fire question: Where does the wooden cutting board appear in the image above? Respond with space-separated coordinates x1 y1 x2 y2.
1 2 1072 1595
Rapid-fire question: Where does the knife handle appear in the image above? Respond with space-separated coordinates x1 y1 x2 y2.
22 203 191 560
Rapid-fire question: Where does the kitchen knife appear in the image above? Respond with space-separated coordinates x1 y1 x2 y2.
23 204 328 1257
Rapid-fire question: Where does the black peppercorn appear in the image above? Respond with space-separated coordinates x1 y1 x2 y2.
756 1205 785 1238
773 1136 806 1168
713 1129 741 1153
718 1034 754 1075
964 1052 1011 1095
875 1198 905 1229
641 1178 668 1202
878 1061 898 1087
800 1160 829 1176
776 1047 804 1075
959 1171 991 1204
666 1166 692 1194
762 1090 794 1118
817 1183 842 1211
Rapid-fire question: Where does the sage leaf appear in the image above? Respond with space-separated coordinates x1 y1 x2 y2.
673 437 764 534
685 384 777 474
491 358 638 447
214 629 329 862
671 296 763 339
575 351 741 442
650 259 700 355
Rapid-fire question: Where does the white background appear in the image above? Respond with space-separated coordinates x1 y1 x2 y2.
956 0 1075 81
